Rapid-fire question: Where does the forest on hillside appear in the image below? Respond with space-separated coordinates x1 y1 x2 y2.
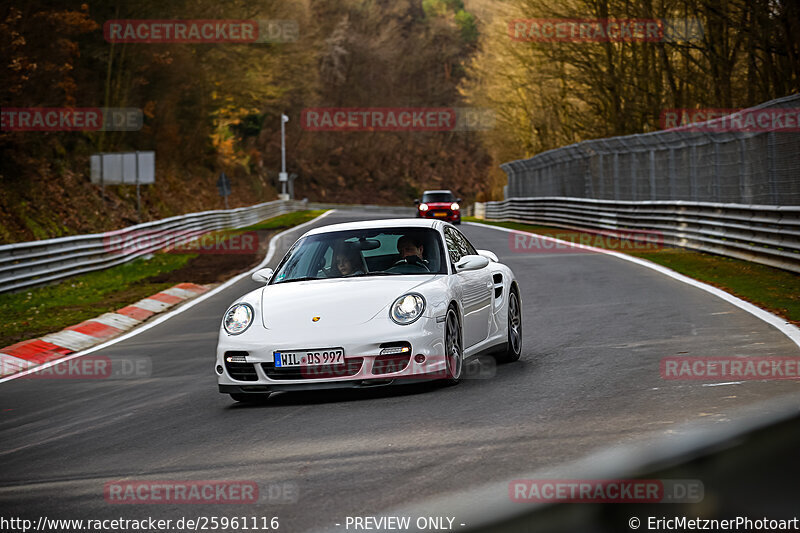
463 0 799 169
1 0 797 241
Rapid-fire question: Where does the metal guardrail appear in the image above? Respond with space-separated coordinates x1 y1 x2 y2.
0 200 307 294
479 197 800 273
383 397 800 533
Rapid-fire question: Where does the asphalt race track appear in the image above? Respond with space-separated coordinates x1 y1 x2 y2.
1 210 798 532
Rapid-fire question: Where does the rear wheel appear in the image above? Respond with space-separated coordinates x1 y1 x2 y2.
230 393 271 404
496 289 522 363
444 307 463 384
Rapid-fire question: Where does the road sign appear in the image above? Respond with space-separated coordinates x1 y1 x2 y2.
90 151 155 220
90 151 155 185
279 172 288 182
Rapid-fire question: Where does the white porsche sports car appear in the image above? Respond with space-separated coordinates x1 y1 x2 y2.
215 219 522 402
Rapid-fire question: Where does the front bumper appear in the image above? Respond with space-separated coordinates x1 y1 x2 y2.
216 314 448 393
419 210 460 222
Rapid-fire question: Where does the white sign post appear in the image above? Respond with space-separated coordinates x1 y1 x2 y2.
279 114 290 201
91 151 155 219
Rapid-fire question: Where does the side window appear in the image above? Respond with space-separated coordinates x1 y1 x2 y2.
444 227 463 265
454 229 477 256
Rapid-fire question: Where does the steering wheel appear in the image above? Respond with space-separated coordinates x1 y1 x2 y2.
386 256 430 274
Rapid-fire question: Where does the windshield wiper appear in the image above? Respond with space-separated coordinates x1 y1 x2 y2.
274 276 320 284
347 272 399 277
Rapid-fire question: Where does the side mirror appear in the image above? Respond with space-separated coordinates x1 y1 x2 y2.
476 249 499 263
414 199 420 205
251 267 274 283
455 254 490 271
455 197 462 203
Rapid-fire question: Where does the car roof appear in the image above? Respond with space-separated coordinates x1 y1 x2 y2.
422 190 453 194
304 218 440 236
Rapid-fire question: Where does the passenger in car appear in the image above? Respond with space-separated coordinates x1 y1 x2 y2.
332 242 365 276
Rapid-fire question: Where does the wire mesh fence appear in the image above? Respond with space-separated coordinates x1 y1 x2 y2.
501 94 800 205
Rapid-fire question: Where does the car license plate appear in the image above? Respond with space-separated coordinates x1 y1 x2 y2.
433 212 448 217
274 349 345 367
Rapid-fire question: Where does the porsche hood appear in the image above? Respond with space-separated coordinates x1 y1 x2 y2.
259 275 437 329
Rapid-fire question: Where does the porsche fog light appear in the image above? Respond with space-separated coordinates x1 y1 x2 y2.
379 345 411 355
390 293 425 325
223 304 253 335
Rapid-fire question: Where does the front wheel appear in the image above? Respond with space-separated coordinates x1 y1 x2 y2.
496 289 522 363
230 393 271 404
444 307 464 384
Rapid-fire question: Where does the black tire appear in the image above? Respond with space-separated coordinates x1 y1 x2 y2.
230 393 271 404
496 288 522 363
444 307 464 384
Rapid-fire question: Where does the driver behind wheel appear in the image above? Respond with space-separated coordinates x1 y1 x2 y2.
393 235 430 271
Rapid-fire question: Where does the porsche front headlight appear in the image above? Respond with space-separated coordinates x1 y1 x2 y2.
390 293 426 325
223 303 254 335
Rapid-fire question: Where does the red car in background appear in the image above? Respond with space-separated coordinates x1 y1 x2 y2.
415 190 461 224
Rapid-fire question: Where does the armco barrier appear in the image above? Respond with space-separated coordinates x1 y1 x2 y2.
480 197 800 273
0 200 307 294
380 399 800 533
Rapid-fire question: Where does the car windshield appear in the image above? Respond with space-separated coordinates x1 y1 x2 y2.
271 227 447 283
422 192 455 203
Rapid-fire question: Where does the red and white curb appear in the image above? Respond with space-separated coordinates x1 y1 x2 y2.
0 283 209 377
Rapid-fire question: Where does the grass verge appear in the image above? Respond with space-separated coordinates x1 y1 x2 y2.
464 217 800 325
0 209 327 347
240 210 326 232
